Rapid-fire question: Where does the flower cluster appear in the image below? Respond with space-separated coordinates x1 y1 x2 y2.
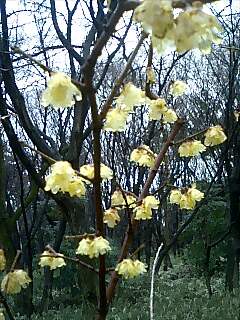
204 125 227 146
148 98 177 123
134 195 159 220
39 250 66 270
45 161 86 197
170 81 189 97
130 145 157 168
103 208 121 228
0 250 6 271
115 258 147 279
1 270 31 295
134 1 222 55
170 185 204 210
111 190 137 209
76 236 111 259
104 83 145 132
80 163 113 182
42 72 82 108
104 107 129 132
178 140 206 157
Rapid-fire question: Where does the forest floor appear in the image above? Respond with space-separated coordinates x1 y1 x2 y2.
15 257 240 320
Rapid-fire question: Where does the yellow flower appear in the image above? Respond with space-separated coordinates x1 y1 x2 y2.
111 190 125 207
67 177 86 197
234 111 240 122
103 107 128 132
130 145 156 168
115 259 147 279
111 190 137 209
76 236 111 259
204 125 227 146
1 270 31 294
149 98 168 120
169 189 182 204
134 1 174 39
39 250 66 270
170 81 189 96
41 72 82 108
45 161 75 194
178 140 206 157
103 208 120 228
80 163 113 183
162 109 178 123
44 161 85 197
146 67 156 84
170 185 204 210
134 195 159 220
134 1 222 55
116 83 145 112
0 250 6 271
174 5 222 53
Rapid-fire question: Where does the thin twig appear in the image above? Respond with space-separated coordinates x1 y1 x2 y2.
150 244 163 320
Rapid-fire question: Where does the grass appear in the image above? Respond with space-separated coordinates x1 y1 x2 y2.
14 257 240 319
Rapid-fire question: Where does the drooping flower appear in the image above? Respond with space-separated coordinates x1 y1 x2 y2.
130 145 156 168
67 177 86 197
134 1 174 39
170 80 189 96
169 189 182 204
39 250 66 270
1 270 31 294
149 98 168 120
115 83 146 112
170 185 204 210
80 163 113 183
162 109 178 123
45 161 75 194
134 1 222 55
44 161 86 197
103 208 120 228
178 140 206 157
41 72 82 108
76 236 111 259
174 3 222 54
103 107 129 132
204 125 227 146
134 195 159 220
0 250 6 271
111 190 137 209
115 258 147 279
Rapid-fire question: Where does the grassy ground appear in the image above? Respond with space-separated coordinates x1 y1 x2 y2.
15 258 240 320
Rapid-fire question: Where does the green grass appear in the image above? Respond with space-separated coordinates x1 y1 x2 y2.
14 258 240 319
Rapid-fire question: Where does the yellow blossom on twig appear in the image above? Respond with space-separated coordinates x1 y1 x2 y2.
39 250 66 270
80 163 113 183
170 185 204 210
76 236 111 259
103 208 120 228
41 72 82 108
134 195 159 220
130 145 156 168
204 125 227 146
1 270 31 295
115 258 147 279
178 140 206 157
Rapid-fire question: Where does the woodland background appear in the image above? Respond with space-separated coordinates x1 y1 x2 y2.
0 0 240 319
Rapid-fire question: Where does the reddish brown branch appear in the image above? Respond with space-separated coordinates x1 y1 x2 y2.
106 118 185 302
